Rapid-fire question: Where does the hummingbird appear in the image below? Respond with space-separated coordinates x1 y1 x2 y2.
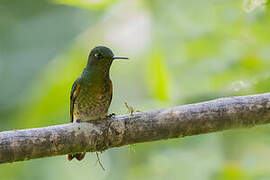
67 46 128 161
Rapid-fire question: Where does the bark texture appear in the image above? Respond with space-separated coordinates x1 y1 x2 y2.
1 93 270 164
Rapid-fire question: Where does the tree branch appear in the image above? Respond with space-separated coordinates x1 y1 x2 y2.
1 93 270 164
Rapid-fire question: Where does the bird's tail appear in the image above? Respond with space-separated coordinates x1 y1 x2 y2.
67 152 86 161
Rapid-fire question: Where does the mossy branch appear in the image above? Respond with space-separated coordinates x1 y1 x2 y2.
1 93 270 164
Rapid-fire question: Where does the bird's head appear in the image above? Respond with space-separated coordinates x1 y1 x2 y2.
87 46 128 68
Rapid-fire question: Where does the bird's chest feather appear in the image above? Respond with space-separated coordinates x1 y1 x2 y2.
74 81 112 120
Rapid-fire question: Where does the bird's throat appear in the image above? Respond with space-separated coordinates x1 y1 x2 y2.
82 65 111 83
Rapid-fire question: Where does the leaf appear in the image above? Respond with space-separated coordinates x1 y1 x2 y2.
52 0 117 10
146 51 171 101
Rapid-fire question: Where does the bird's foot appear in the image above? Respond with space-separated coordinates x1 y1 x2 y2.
106 113 116 119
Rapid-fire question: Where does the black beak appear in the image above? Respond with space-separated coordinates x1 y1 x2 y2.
112 56 129 60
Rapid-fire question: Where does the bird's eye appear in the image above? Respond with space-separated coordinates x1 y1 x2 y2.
94 53 103 59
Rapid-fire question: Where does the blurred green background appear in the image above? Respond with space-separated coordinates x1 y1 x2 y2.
1 0 270 179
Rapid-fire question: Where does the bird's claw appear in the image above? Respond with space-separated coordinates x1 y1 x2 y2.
106 113 116 119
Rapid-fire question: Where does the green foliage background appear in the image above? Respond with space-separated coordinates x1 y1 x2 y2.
1 0 270 179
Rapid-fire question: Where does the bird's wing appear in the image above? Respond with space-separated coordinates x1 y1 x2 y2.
70 78 81 123
109 79 113 105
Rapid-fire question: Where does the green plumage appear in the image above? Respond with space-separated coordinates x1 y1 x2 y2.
70 71 112 122
67 46 128 161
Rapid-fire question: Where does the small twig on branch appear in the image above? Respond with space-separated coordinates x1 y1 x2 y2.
1 93 270 164
95 152 105 171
